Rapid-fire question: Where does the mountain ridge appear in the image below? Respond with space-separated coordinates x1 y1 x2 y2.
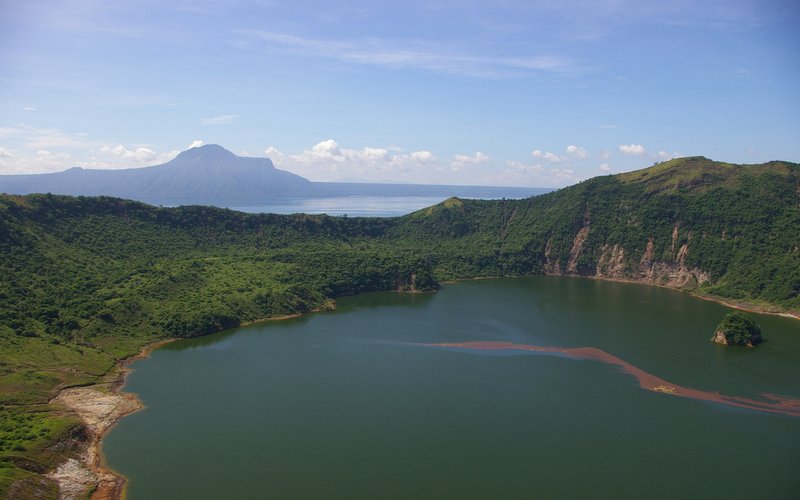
0 144 547 205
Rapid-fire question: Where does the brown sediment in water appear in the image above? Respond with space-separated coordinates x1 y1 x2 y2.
424 341 800 417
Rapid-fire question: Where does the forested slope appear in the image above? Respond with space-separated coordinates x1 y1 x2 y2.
1 156 798 496
394 157 800 309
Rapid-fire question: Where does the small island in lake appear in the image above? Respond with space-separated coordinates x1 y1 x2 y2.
712 311 763 347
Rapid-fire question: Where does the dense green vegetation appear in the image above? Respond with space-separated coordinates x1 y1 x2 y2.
713 311 763 346
0 156 798 496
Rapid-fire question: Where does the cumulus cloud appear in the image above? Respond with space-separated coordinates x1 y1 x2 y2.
410 150 436 163
531 149 562 162
619 144 646 155
278 139 577 186
94 144 178 167
599 163 611 172
0 149 77 174
291 139 388 165
657 150 679 160
566 144 587 160
0 123 184 173
188 140 204 149
264 146 284 163
451 152 489 171
201 114 240 126
543 152 561 163
503 160 580 188
506 160 543 175
271 139 444 182
99 144 157 162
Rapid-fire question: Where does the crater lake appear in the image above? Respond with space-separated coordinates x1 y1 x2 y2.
103 276 800 499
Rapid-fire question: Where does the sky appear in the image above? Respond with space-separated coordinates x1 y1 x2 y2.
1 0 799 187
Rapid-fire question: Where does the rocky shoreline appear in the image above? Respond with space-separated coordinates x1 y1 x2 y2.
45 339 175 500
47 387 140 499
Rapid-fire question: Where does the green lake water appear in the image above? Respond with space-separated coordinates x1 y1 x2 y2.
104 276 800 499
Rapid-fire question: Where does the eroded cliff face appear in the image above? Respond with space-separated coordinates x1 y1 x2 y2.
543 223 710 290
543 236 560 275
567 226 590 273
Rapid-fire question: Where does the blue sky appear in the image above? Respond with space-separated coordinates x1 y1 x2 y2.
1 0 798 187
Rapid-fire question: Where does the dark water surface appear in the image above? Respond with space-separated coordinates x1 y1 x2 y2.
104 277 800 499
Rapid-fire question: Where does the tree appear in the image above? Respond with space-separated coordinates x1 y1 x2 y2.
712 311 762 346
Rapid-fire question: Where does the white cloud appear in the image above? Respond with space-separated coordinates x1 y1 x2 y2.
503 160 580 188
23 106 36 112
599 124 618 129
566 144 587 160
656 150 678 160
451 152 489 171
94 144 178 167
619 144 646 155
531 149 562 162
201 114 240 126
410 150 436 163
599 163 611 172
292 139 581 186
543 152 561 163
264 146 284 163
0 123 185 173
277 139 445 181
188 140 204 149
99 144 157 162
506 160 543 175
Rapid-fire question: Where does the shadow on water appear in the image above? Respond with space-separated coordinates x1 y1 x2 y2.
158 314 317 352
333 289 437 314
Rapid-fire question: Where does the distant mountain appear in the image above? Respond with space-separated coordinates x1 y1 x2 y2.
0 145 547 206
0 144 312 205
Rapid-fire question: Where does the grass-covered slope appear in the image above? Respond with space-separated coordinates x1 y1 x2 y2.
0 156 798 496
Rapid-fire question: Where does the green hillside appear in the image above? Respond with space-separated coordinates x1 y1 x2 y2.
394 157 800 307
1 157 798 496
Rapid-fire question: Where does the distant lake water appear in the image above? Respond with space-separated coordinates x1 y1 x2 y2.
226 186 548 217
104 277 800 499
228 196 454 217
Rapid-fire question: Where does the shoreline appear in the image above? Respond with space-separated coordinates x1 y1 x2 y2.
572 273 800 321
443 273 800 321
45 310 330 500
47 338 177 499
48 274 797 499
